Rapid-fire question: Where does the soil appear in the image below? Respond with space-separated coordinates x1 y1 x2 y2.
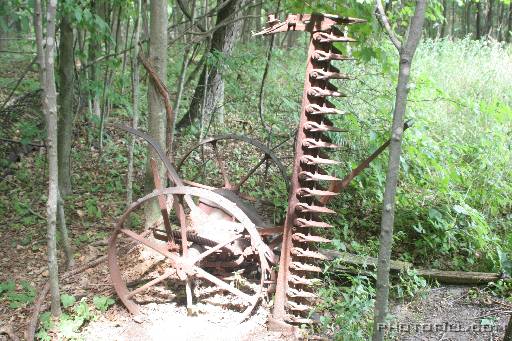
391 286 511 340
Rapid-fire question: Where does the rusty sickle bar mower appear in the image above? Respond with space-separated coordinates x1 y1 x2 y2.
254 13 365 331
108 12 365 332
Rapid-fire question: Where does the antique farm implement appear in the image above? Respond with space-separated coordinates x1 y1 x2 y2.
108 13 366 331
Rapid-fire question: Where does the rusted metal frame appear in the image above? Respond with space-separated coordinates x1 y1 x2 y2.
193 266 254 303
108 186 273 315
319 120 412 205
253 13 364 36
272 28 323 323
122 226 250 303
176 134 290 192
190 234 242 263
120 228 180 264
150 159 176 246
114 124 197 211
125 269 175 299
138 53 176 159
234 153 270 191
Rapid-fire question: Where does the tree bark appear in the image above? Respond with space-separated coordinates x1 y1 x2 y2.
486 0 494 36
258 0 280 134
176 0 247 131
508 2 512 42
144 0 168 228
465 2 472 36
127 0 142 207
476 1 482 38
372 0 427 340
35 0 62 317
440 0 448 37
88 0 105 119
498 1 505 41
57 16 74 196
450 0 455 37
57 191 74 269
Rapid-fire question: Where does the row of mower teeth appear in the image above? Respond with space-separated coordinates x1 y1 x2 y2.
259 14 365 328
280 18 360 326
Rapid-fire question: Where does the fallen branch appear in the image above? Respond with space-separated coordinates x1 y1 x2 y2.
0 137 45 148
26 232 148 341
321 249 504 285
0 55 38 111
26 255 108 341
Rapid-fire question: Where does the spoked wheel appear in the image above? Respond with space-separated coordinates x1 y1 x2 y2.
108 186 275 320
176 135 290 225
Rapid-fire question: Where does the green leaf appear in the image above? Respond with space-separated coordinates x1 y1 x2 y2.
0 280 15 294
93 295 115 312
61 294 76 308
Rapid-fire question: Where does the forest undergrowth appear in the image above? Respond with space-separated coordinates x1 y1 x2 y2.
1 37 511 339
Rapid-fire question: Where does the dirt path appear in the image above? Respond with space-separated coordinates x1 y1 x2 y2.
82 302 295 341
391 286 510 340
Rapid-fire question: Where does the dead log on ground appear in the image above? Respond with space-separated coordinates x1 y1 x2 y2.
320 249 504 285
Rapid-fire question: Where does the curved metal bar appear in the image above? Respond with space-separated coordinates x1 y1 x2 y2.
114 124 183 186
113 124 198 210
176 134 290 192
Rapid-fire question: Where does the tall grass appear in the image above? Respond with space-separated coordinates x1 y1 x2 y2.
219 37 512 272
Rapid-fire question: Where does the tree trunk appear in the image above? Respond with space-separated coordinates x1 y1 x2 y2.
57 191 74 269
440 0 448 37
127 0 142 206
35 0 62 317
508 2 512 42
88 0 104 119
476 1 482 38
465 2 472 36
372 1 427 340
57 16 75 196
497 1 504 41
486 0 494 36
144 0 168 228
176 0 247 131
450 0 455 37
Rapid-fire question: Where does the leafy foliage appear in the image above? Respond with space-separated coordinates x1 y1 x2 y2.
0 279 35 308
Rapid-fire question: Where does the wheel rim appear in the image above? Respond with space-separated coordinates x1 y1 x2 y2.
108 186 275 317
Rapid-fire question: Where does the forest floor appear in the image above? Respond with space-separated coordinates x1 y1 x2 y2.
0 139 511 340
